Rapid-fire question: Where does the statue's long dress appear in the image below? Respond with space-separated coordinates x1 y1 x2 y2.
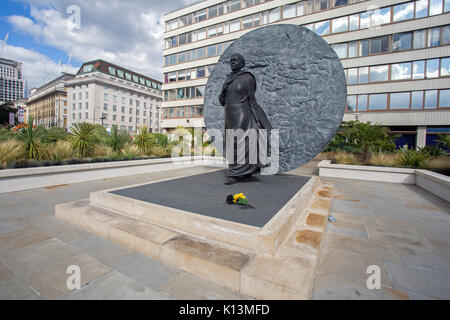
219 71 272 178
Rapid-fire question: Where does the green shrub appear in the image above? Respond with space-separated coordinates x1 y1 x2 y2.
106 125 129 154
70 122 96 158
0 139 24 168
40 127 69 145
16 119 46 160
133 126 155 154
0 127 13 142
398 146 431 168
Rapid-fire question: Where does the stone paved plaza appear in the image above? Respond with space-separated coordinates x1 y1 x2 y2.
0 163 449 299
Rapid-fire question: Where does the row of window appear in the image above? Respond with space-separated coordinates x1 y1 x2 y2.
345 57 450 84
332 26 450 59
102 104 154 117
164 0 372 32
71 112 156 125
103 86 161 101
165 0 276 32
346 89 450 111
164 65 215 84
304 0 449 36
162 106 204 118
164 0 449 49
163 86 206 101
165 41 233 66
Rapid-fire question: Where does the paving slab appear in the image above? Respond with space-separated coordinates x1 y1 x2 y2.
0 262 14 284
66 271 169 300
0 227 52 254
0 278 40 300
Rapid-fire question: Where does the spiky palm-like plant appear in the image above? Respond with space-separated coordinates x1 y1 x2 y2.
133 126 154 154
70 122 96 158
17 117 45 160
106 125 129 154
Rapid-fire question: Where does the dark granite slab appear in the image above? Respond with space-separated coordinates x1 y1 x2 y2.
111 170 310 228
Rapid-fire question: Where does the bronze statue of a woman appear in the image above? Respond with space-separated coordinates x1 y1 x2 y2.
219 53 272 185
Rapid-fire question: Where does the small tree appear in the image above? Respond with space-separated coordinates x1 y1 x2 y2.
133 126 154 154
70 122 96 158
345 121 395 161
106 125 129 154
16 117 45 160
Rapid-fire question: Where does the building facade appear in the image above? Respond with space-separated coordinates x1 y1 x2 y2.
162 0 450 147
65 60 163 134
26 73 75 128
0 57 24 104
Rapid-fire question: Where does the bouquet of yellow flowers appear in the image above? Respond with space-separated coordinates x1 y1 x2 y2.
226 193 255 209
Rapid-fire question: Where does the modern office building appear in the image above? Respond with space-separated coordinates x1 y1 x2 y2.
65 60 163 134
26 73 75 128
0 57 24 104
162 0 450 147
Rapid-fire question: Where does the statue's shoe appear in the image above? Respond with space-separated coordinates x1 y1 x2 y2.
224 177 239 185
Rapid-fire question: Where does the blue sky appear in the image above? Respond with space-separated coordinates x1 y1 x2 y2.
0 0 195 91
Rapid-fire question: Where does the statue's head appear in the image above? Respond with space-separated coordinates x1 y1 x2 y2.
230 54 245 73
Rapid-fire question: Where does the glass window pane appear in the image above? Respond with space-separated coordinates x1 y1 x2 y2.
332 43 347 58
197 47 205 59
332 17 348 33
441 57 450 76
347 68 357 84
439 89 450 107
315 21 330 36
413 30 426 49
370 65 389 82
411 91 424 109
391 63 412 80
393 33 412 51
360 12 370 29
371 7 390 27
347 95 356 112
446 0 450 11
358 67 369 83
317 0 330 11
429 0 443 15
297 2 305 16
283 4 297 19
426 59 439 78
357 95 368 111
348 41 358 57
349 14 359 31
360 40 369 56
390 92 410 109
334 0 348 7
369 94 388 110
413 60 425 79
230 19 240 32
269 8 281 22
428 27 441 47
243 16 253 29
442 25 450 44
415 0 429 17
394 2 414 21
206 45 217 57
425 90 438 108
197 29 206 40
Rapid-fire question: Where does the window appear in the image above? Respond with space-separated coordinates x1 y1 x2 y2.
413 30 426 49
360 12 370 29
103 103 108 111
269 8 281 23
121 116 125 121
393 33 412 51
243 16 253 29
393 2 414 22
207 45 217 57
348 42 358 58
413 60 425 79
441 57 450 76
317 0 330 11
108 67 116 76
85 92 89 99
369 94 388 110
428 28 441 47
425 90 438 108
411 91 424 109
371 36 390 54
358 67 369 83
315 21 330 36
349 14 359 31
117 70 124 78
391 63 412 80
129 117 133 123
347 95 356 111
197 47 205 59
332 43 347 58
370 65 388 82
230 19 240 32
360 40 369 56
85 102 89 109
416 0 429 18
332 17 348 33
429 0 443 15
197 67 206 78
439 89 450 107
357 95 368 111
371 7 390 27
426 59 440 78
334 0 348 7
297 2 305 16
113 115 117 121
227 0 241 12
195 9 207 22
347 69 358 84
442 26 450 44
390 92 410 109
129 108 133 114
283 5 296 19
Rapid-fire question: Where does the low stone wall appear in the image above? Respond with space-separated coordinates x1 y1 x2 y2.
0 156 226 194
318 160 449 202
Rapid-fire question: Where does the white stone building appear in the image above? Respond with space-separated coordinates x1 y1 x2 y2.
65 60 162 134
162 0 450 147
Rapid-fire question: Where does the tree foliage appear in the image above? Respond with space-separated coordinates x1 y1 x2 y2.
70 122 96 158
106 125 130 154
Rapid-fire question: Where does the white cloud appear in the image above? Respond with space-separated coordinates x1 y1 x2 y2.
6 0 199 86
